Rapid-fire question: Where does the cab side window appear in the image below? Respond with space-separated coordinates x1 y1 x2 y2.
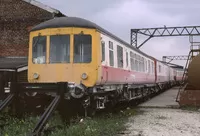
101 41 105 62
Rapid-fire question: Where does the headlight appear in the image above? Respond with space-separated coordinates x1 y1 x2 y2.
33 73 39 79
81 73 88 80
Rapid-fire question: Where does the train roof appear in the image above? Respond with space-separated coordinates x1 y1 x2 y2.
31 17 153 59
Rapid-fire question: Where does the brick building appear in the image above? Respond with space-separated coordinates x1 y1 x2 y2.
0 0 65 100
0 0 65 57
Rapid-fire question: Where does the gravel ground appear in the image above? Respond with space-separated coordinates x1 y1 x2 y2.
122 108 200 136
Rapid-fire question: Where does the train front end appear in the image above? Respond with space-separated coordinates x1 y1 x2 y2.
28 17 101 99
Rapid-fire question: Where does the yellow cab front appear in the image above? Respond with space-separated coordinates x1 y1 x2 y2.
28 27 101 87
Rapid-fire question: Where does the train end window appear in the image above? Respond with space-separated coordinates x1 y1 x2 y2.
74 34 92 63
50 35 70 63
32 36 46 64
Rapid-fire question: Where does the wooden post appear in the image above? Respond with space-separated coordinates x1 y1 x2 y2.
0 73 5 101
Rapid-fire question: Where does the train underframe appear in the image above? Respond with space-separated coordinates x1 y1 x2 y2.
0 80 178 135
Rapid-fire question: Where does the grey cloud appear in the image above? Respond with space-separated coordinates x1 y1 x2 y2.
141 0 200 25
38 0 123 17
38 0 199 66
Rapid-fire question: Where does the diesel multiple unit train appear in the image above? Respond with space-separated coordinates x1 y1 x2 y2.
26 17 184 110
1 17 184 116
0 16 185 134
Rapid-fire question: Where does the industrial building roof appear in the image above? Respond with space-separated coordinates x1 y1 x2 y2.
0 57 28 71
22 0 66 17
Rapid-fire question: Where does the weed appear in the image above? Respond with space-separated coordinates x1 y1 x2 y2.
0 108 138 136
0 114 38 136
180 106 200 111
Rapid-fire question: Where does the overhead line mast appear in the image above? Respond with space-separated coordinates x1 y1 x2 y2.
131 26 200 49
162 55 189 63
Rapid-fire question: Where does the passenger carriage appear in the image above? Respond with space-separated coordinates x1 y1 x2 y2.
27 16 183 108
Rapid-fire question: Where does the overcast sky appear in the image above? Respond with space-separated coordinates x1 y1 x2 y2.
38 0 200 66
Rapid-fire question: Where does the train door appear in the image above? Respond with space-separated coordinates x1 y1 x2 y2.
70 28 99 86
100 39 108 84
167 66 170 81
154 59 157 83
48 29 73 83
147 60 151 81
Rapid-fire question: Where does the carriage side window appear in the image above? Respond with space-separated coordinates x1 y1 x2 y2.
159 65 161 73
165 67 168 75
50 35 70 63
146 60 148 72
109 41 114 66
138 56 141 72
117 45 123 68
136 54 139 71
130 52 134 70
140 56 142 72
32 36 46 64
133 53 135 70
126 52 129 67
148 60 150 73
151 62 154 73
142 57 144 72
101 41 105 62
140 57 142 72
74 34 92 63
140 56 143 72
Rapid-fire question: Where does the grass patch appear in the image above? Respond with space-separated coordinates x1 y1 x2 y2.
49 114 126 136
180 106 200 111
0 108 138 136
0 113 38 136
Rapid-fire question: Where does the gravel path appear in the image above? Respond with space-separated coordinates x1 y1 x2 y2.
122 108 200 136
